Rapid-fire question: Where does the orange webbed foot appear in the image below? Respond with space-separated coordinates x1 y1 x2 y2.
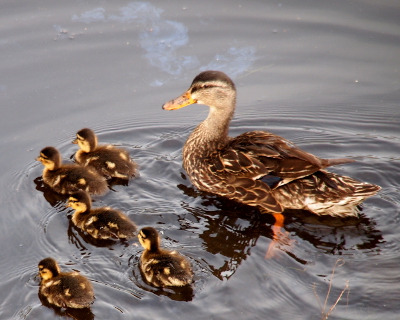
265 213 295 258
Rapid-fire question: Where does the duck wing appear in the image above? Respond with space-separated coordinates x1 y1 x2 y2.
211 131 354 188
206 131 354 213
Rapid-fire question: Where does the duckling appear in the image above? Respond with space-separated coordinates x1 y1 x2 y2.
67 190 137 240
73 128 137 179
38 257 94 309
37 146 108 195
138 227 193 287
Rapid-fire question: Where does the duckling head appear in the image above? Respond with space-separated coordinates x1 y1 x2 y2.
72 128 98 153
138 227 161 252
36 147 61 170
67 190 92 213
38 257 61 281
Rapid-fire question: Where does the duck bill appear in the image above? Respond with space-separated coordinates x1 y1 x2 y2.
72 138 78 144
162 91 197 110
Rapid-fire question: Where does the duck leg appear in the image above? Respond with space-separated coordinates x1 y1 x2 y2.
265 212 293 258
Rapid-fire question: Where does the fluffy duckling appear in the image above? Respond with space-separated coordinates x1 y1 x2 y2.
37 147 108 195
138 227 193 287
38 257 94 309
73 128 137 179
67 190 137 240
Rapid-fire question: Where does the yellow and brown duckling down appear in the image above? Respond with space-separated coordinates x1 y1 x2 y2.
162 70 381 255
67 190 137 240
38 257 94 309
37 146 108 195
138 227 193 287
73 128 137 180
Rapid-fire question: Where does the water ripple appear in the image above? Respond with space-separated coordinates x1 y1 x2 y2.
71 2 256 82
2 109 399 319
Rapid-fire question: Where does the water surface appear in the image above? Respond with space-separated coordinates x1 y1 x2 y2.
1 0 399 319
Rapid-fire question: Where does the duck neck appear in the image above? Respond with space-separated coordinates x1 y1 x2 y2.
187 101 235 153
146 236 162 253
71 203 90 225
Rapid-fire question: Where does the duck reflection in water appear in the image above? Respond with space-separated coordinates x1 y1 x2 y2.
34 176 69 207
163 71 381 257
177 182 383 279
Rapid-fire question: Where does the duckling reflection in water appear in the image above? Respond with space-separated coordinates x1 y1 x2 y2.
38 257 94 309
138 227 193 287
67 190 137 240
37 146 108 195
73 128 137 180
162 70 381 257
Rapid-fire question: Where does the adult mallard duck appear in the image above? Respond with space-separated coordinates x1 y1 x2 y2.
38 257 94 309
138 227 193 287
67 190 137 240
37 147 108 195
162 70 381 254
73 128 137 180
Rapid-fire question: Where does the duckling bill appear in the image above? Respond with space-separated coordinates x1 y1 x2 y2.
37 146 108 195
73 128 137 180
138 227 193 287
67 190 137 240
38 257 94 309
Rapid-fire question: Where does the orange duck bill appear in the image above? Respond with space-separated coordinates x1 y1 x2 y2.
162 91 197 110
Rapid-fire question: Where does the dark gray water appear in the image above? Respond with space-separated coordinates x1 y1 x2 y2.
1 0 399 319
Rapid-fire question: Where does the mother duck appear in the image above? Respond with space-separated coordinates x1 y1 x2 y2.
162 71 380 253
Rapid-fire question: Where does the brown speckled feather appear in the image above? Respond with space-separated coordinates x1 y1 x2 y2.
273 170 381 217
213 131 354 187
